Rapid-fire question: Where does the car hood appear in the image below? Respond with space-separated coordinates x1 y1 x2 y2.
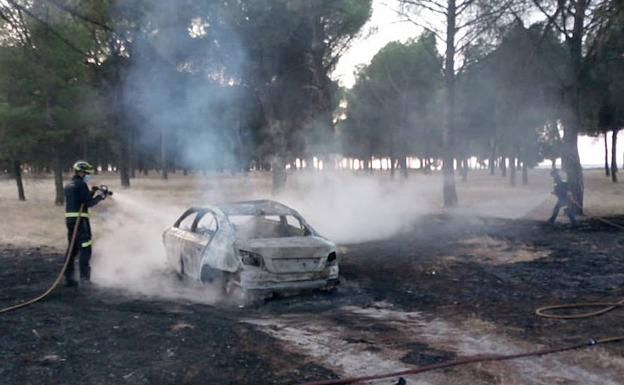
236 236 335 273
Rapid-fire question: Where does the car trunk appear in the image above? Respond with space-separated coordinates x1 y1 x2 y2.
241 237 333 274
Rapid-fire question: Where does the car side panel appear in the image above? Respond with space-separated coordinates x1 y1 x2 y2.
200 220 239 273
164 228 186 274
175 232 209 279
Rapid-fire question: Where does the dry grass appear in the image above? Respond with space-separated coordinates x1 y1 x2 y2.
0 168 622 250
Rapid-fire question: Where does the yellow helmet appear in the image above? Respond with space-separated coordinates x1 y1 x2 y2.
72 160 94 174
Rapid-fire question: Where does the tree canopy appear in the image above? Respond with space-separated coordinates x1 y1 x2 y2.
1 0 623 208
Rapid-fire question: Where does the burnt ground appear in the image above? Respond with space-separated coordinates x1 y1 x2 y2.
1 214 624 385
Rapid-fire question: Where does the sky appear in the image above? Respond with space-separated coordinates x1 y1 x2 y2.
333 0 420 89
332 0 615 168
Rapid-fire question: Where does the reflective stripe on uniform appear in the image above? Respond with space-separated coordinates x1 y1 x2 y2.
81 240 92 248
65 212 89 218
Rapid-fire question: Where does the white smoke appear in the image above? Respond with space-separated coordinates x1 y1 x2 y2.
90 191 221 303
88 169 554 301
276 172 437 243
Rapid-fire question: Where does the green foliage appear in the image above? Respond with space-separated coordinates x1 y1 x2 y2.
583 9 624 134
0 0 621 184
0 2 99 169
456 21 568 165
342 32 443 159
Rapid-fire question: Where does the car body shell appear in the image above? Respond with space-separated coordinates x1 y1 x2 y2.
162 200 339 294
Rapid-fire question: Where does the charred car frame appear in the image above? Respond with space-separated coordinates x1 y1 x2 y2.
163 200 339 299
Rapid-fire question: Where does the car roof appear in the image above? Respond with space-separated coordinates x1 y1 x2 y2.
216 199 298 216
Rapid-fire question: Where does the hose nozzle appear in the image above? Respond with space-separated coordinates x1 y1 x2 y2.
98 185 113 197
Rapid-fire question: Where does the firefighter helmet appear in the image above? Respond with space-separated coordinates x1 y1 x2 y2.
72 160 94 174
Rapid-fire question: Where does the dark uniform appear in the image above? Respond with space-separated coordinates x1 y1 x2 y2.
547 171 576 225
64 174 104 283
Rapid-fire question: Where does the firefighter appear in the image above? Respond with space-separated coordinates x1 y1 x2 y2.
547 169 576 225
63 160 109 287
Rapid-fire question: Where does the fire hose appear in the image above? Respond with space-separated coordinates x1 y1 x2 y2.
0 203 85 315
536 195 624 319
1 185 622 383
0 185 113 315
290 336 624 385
292 195 624 385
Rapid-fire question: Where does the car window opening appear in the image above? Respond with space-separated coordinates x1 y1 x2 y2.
194 212 217 235
228 214 311 239
175 210 198 231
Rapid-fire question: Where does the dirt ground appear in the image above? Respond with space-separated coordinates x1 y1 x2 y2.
1 169 624 384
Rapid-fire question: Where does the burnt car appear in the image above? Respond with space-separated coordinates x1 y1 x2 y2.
163 200 339 299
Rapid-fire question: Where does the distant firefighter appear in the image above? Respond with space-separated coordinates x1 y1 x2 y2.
547 169 576 225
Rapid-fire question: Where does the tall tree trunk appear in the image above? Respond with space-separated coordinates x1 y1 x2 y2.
561 0 586 214
160 128 168 180
39 13 67 201
442 0 458 206
366 139 375 174
129 129 136 179
399 157 408 179
604 131 611 177
44 95 66 202
13 160 26 201
53 151 64 206
92 143 99 175
500 156 507 177
612 129 618 183
271 156 287 194
522 161 528 185
119 130 131 188
461 158 468 182
561 120 583 213
113 86 130 187
137 152 147 176
489 138 498 175
509 157 517 187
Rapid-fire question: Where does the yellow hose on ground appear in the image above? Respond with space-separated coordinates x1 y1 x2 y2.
536 196 624 319
0 204 84 315
536 300 624 319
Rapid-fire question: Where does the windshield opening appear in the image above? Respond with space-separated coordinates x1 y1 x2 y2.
227 214 310 239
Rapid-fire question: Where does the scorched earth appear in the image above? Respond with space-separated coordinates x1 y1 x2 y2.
2 212 624 385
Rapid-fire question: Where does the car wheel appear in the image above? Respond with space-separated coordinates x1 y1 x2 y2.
222 277 237 296
222 275 258 306
222 274 240 297
200 265 224 285
322 278 340 293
